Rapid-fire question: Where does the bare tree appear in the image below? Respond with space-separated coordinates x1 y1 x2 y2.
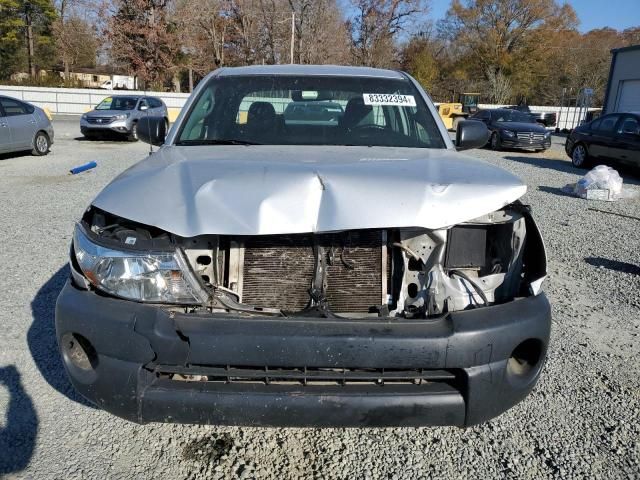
287 0 350 64
486 67 512 103
106 0 179 89
348 0 427 68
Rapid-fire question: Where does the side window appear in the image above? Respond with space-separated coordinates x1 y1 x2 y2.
618 116 639 135
589 118 601 131
138 99 148 110
597 115 620 133
0 98 31 116
180 89 216 140
150 98 163 108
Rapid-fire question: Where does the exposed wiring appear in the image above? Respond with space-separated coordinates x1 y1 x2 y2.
392 242 421 262
449 269 489 306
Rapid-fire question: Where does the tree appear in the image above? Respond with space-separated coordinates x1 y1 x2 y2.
443 0 578 100
106 0 179 89
0 0 56 78
400 28 441 91
287 0 350 65
53 16 97 77
52 0 99 79
348 0 427 68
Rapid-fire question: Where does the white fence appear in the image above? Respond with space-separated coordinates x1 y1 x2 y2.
478 104 601 130
0 85 601 130
0 85 190 120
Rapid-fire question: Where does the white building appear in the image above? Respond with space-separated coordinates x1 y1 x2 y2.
603 44 640 113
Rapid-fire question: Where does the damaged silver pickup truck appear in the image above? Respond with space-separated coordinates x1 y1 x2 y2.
56 65 550 427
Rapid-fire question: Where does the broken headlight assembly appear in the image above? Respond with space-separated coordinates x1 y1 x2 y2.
72 224 207 304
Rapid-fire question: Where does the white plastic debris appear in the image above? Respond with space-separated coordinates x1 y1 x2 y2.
565 165 624 201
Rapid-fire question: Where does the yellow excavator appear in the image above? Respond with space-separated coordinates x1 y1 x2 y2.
435 93 480 130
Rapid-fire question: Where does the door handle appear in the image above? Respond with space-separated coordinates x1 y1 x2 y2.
0 123 8 127
29 120 37 124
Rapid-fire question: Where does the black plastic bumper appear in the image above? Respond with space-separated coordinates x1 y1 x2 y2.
55 281 551 427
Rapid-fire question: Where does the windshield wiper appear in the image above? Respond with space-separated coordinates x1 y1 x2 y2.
175 139 261 146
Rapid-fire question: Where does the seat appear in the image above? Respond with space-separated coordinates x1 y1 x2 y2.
341 97 373 129
246 102 277 139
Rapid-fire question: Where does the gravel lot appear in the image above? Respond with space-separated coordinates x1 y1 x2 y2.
1 117 639 479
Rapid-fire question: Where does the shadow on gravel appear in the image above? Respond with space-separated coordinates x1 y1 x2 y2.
504 155 579 175
0 365 38 474
537 186 575 198
585 257 640 276
0 151 32 161
28 265 95 408
74 134 130 142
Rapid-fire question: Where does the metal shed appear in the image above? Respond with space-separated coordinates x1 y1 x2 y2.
603 44 640 114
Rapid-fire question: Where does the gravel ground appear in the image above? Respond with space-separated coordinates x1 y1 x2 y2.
1 117 639 479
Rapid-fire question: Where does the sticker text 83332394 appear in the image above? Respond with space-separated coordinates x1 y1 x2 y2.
363 93 416 107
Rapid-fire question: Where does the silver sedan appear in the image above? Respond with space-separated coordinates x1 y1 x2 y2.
0 96 54 156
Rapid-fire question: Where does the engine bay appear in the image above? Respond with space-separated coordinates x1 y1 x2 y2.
80 203 545 318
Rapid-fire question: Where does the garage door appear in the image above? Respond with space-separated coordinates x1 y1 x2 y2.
616 79 640 112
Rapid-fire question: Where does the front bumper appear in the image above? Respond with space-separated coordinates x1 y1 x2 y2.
500 136 551 150
80 119 131 135
55 281 551 427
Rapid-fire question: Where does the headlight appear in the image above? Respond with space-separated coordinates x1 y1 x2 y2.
114 113 130 120
73 224 207 304
501 129 515 137
81 114 87 120
544 131 551 138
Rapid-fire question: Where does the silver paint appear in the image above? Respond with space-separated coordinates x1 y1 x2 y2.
92 145 527 237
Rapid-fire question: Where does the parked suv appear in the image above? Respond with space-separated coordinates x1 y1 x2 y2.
57 65 550 428
80 95 168 141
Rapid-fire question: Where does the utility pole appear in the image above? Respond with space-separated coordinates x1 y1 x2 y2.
290 11 295 64
25 4 35 78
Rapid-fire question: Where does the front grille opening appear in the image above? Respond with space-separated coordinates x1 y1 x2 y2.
155 365 460 387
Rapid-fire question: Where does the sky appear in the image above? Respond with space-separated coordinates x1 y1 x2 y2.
428 0 640 32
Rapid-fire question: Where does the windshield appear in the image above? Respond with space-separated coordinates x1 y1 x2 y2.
493 110 534 123
176 75 445 148
95 96 139 111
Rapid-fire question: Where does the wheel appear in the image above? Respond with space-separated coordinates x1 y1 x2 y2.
127 121 139 141
32 131 50 156
571 143 589 168
490 132 501 151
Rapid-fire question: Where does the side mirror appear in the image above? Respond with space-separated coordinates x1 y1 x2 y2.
139 104 149 111
456 120 490 151
137 116 167 146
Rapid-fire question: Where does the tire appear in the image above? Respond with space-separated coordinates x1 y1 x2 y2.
127 121 139 142
571 143 590 168
32 131 50 156
490 132 501 151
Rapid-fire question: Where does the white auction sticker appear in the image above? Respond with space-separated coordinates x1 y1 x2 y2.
363 93 416 107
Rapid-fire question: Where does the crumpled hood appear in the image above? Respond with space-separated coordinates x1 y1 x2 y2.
92 145 526 237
